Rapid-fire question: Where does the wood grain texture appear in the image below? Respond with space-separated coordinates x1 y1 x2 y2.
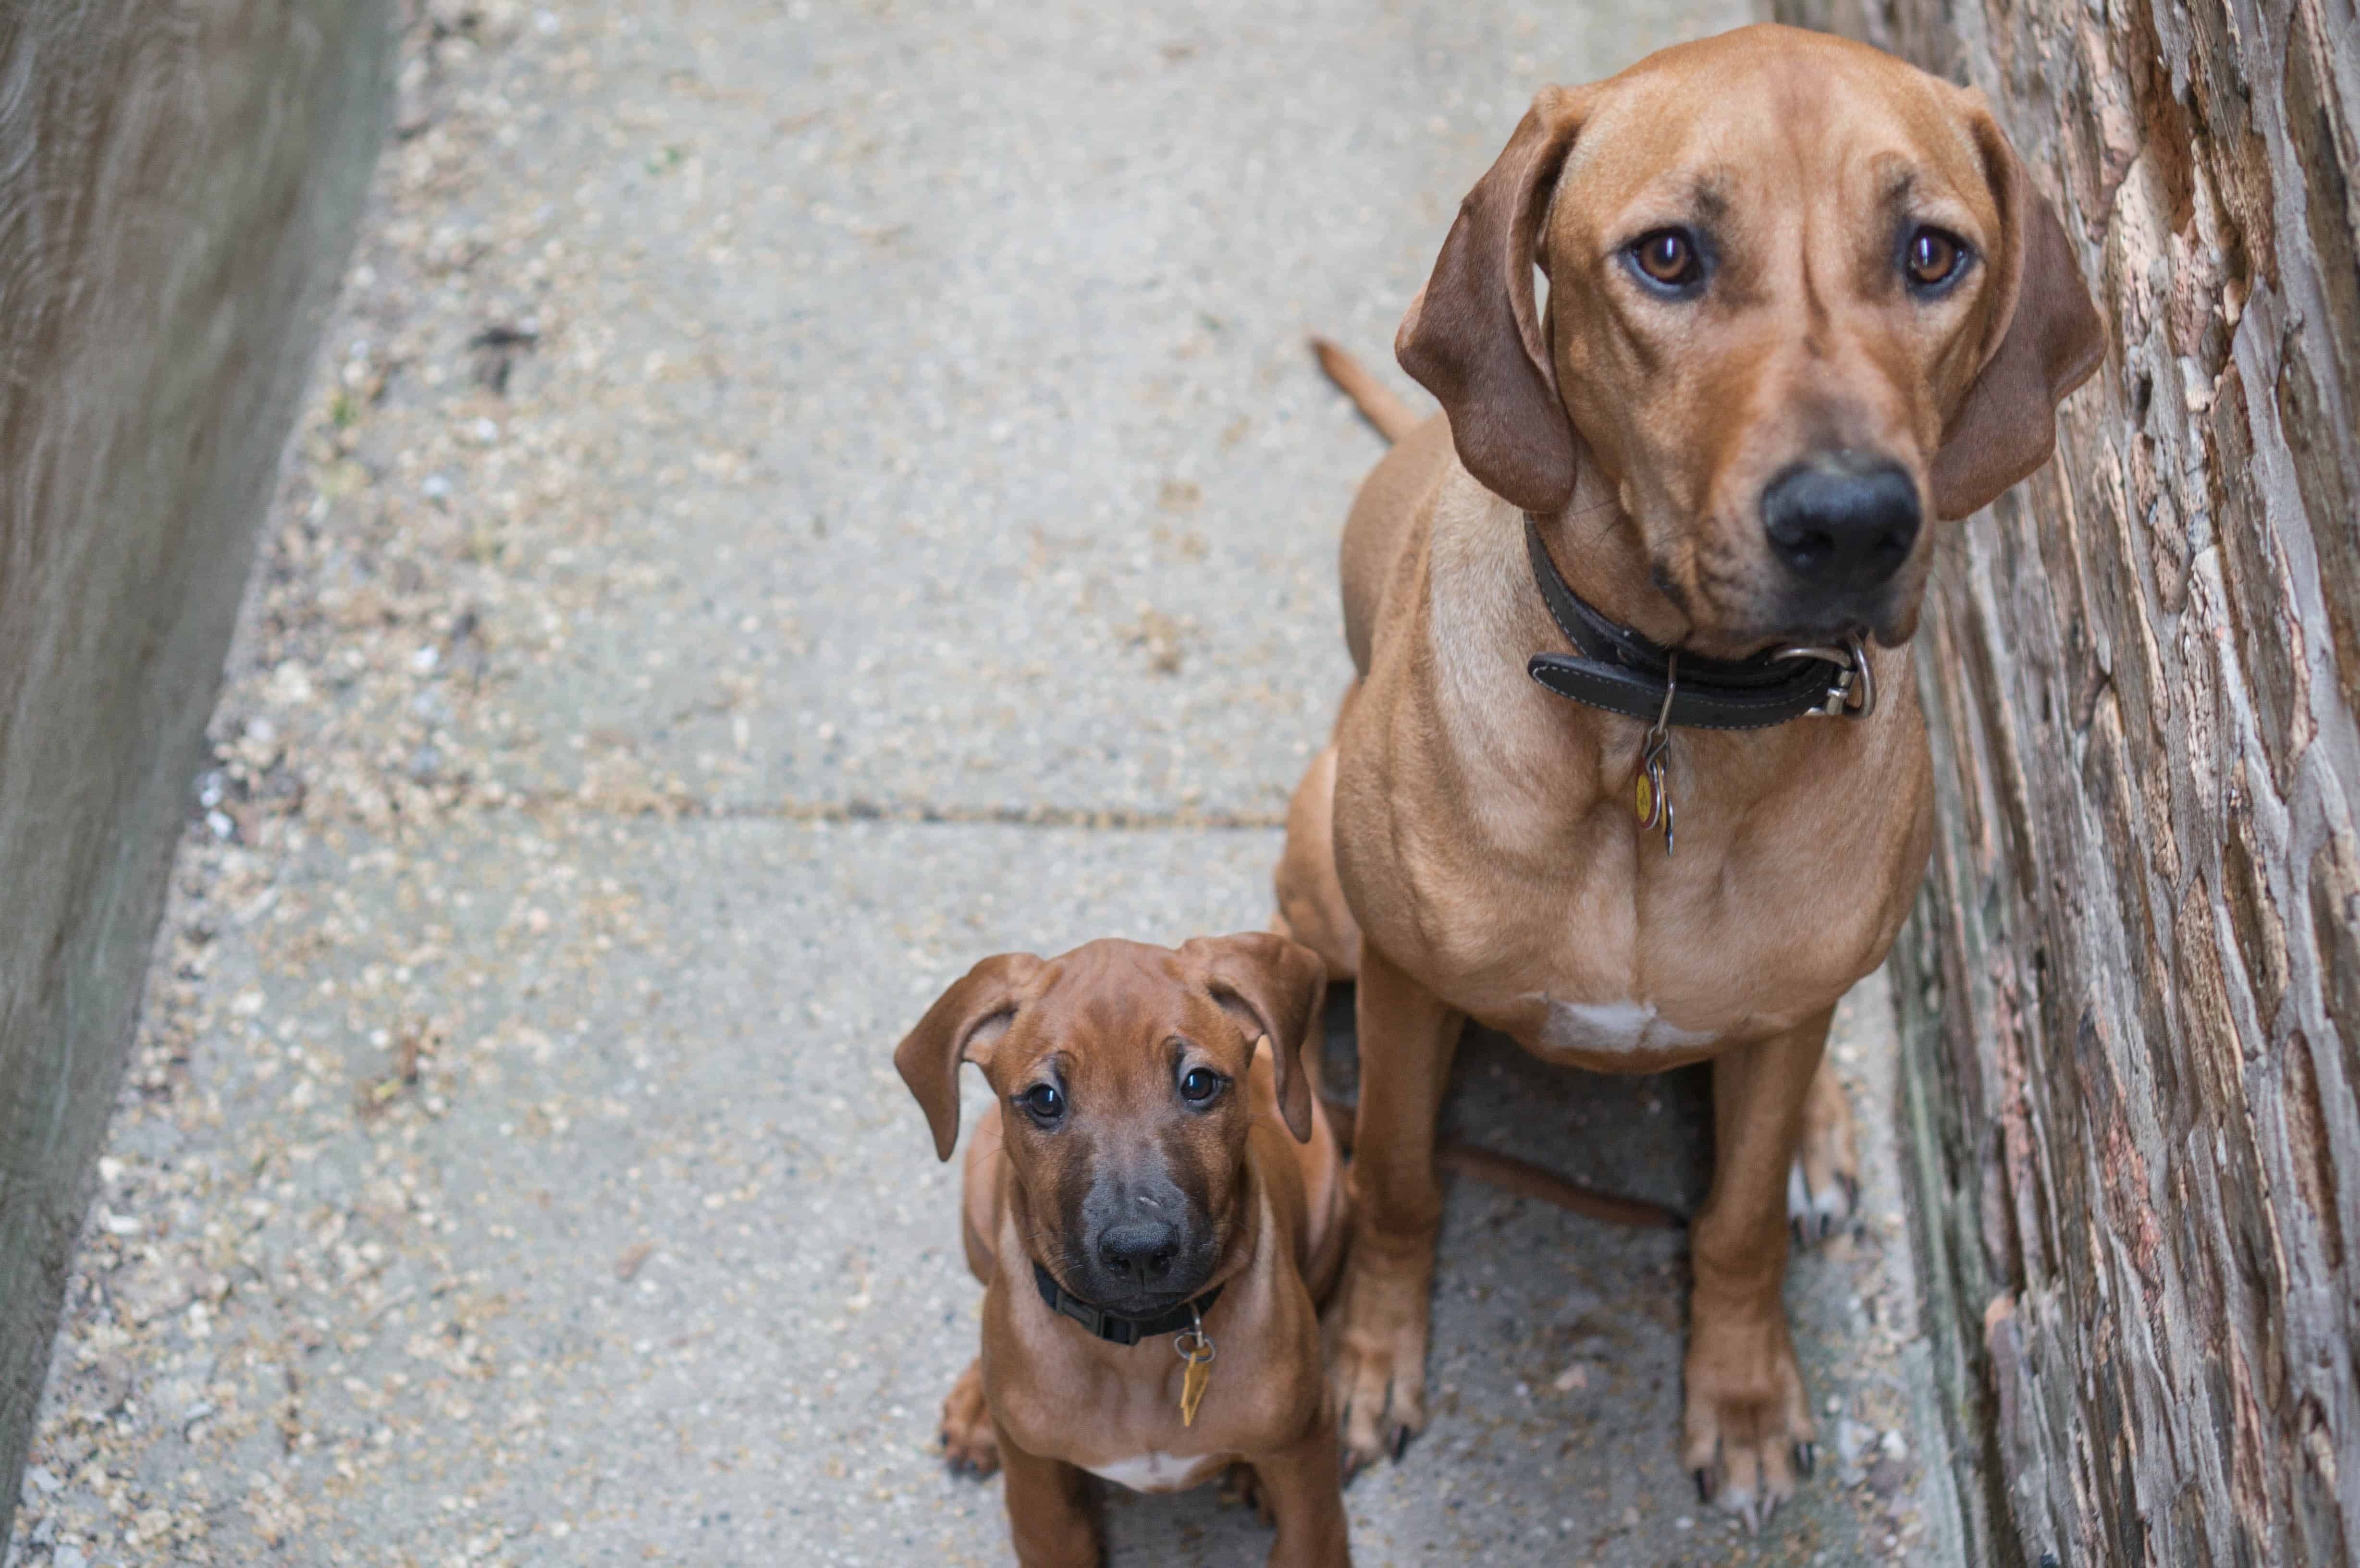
1774 0 2360 1562
0 0 391 1544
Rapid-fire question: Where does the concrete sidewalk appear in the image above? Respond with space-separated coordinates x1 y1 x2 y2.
7 2 1953 1564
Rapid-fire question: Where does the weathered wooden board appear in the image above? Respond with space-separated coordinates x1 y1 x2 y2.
0 1 391 1544
1774 0 2360 1562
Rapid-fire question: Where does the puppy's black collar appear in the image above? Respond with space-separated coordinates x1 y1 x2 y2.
1522 517 1870 730
1031 1262 1223 1348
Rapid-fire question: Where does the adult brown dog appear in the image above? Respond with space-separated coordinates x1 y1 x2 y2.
897 934 1352 1566
1272 24 2102 1527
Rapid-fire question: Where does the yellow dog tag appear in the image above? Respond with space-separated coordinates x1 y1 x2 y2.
1180 1348 1212 1426
1176 1309 1216 1427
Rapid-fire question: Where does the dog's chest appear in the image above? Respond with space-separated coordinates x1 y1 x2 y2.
1533 997 1718 1059
1082 1450 1223 1493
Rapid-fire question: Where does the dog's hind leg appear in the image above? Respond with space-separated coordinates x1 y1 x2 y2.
1273 748 1362 986
1273 684 1364 982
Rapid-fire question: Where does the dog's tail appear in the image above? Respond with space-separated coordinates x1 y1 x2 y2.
1310 337 1423 444
1435 1143 1686 1231
1317 1086 1685 1230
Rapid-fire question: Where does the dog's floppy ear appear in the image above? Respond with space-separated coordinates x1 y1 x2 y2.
894 952 1044 1162
1397 85 1591 516
1931 103 2106 520
1182 932 1328 1144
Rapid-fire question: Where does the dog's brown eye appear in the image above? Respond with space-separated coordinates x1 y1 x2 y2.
1632 229 1699 288
1179 1068 1222 1103
1905 227 1966 291
1019 1083 1064 1120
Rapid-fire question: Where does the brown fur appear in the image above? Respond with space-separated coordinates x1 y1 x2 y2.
897 935 1353 1567
1276 24 2100 1527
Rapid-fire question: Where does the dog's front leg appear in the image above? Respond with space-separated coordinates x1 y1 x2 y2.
994 1421 1098 1568
1684 1007 1833 1532
1330 940 1463 1475
1251 1422 1353 1568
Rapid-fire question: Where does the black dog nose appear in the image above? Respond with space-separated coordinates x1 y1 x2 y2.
1761 454 1921 591
1098 1220 1179 1280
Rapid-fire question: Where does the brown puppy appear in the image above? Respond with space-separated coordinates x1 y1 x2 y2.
1274 24 2102 1528
897 934 1352 1567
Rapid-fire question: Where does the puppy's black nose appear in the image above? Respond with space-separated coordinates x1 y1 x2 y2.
1761 454 1921 592
1098 1220 1179 1280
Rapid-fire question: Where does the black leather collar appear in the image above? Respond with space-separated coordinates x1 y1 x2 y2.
1522 517 1866 730
1032 1262 1221 1348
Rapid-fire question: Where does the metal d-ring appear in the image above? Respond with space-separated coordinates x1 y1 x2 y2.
1772 635 1876 720
1174 1300 1216 1367
1843 634 1875 717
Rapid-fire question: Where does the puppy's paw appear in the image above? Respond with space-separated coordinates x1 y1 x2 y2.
1786 1058 1859 1246
1682 1312 1816 1533
940 1359 1000 1478
1220 1462 1276 1526
1327 1246 1434 1479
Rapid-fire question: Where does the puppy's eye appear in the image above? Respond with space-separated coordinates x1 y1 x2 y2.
1628 228 1703 292
1018 1083 1064 1121
1905 227 1968 292
1179 1068 1223 1104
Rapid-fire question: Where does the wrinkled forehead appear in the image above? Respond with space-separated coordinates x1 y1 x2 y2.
994 944 1245 1088
1554 50 1997 243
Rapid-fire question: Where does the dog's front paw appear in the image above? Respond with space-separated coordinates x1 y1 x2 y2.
940 1359 1000 1477
1328 1245 1435 1479
1786 1058 1860 1245
1682 1311 1816 1533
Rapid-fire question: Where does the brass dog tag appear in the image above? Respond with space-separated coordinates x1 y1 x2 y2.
1176 1306 1216 1427
1180 1347 1212 1426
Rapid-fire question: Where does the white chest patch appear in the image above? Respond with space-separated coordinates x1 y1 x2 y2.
1538 998 1717 1058
1083 1450 1219 1494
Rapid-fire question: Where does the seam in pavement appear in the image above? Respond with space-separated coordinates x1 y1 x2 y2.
494 791 1290 831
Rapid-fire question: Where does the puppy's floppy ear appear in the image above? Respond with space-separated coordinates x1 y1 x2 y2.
1397 85 1591 516
1182 932 1328 1144
1931 102 2106 520
894 952 1043 1162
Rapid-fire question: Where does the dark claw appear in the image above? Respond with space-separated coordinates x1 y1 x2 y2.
1693 1468 1712 1504
1791 1217 1806 1246
1340 1446 1363 1485
1389 1424 1414 1463
1841 1173 1861 1209
1795 1441 1817 1478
